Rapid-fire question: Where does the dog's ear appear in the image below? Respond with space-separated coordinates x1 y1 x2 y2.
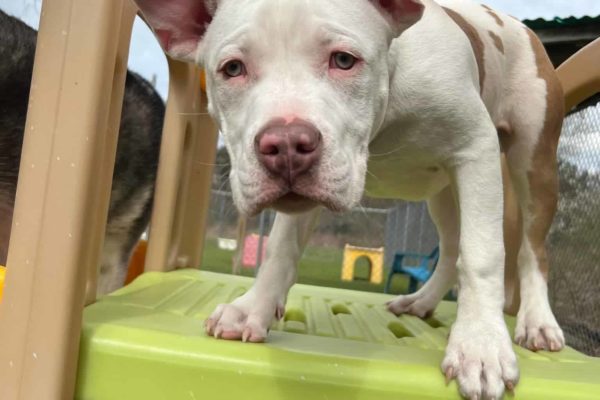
369 0 424 34
133 0 220 62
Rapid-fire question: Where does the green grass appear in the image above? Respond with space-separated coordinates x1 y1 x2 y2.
201 238 409 295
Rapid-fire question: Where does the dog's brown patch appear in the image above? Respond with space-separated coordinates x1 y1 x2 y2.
481 4 505 26
525 27 564 278
483 5 520 23
488 31 505 54
502 155 522 315
443 7 485 94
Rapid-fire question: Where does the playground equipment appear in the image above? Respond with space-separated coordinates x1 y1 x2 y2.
241 234 269 269
217 237 237 251
77 271 600 399
557 37 600 111
0 0 597 397
341 244 384 284
0 1 217 398
385 247 439 294
231 213 271 274
124 240 148 285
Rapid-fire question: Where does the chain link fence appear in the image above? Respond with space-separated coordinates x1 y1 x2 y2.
206 190 437 269
384 203 438 266
549 96 600 356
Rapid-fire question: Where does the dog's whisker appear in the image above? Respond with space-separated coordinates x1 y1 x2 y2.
177 112 211 116
216 170 230 180
369 144 407 157
366 169 379 181
216 176 231 192
353 203 367 218
195 162 231 167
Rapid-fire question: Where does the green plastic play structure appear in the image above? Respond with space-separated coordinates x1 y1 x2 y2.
76 270 600 400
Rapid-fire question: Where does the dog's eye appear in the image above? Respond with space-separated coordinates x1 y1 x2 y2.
222 60 246 78
330 52 357 70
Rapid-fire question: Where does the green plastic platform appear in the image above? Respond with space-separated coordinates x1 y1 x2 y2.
76 270 600 399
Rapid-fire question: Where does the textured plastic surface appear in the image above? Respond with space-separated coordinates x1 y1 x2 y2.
77 270 600 400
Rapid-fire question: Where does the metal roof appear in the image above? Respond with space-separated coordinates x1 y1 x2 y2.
523 14 600 30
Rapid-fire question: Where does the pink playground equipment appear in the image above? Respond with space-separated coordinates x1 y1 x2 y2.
241 234 269 269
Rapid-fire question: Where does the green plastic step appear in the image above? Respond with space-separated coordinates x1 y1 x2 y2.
76 270 600 399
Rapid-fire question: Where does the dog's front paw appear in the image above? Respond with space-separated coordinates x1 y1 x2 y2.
514 306 565 352
204 292 284 343
442 318 519 400
386 292 436 318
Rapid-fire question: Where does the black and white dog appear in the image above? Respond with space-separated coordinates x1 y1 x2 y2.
0 9 164 295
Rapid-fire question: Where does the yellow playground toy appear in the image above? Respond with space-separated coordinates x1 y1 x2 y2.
341 244 385 284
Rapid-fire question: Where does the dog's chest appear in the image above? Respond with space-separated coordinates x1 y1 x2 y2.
364 113 454 201
365 158 449 201
365 133 450 201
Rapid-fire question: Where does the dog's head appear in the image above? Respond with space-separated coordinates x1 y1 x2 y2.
136 0 423 215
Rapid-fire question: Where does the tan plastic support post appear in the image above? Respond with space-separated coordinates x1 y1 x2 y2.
556 37 600 111
85 5 137 305
0 1 134 399
144 60 218 272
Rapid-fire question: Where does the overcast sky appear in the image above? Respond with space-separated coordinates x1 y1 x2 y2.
2 0 599 99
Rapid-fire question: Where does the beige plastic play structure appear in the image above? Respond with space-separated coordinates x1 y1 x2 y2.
0 0 597 396
557 38 600 111
0 0 216 398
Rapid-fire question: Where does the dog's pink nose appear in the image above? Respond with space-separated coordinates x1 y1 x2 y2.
255 119 322 184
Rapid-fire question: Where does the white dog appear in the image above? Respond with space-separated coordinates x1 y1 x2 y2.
135 0 565 398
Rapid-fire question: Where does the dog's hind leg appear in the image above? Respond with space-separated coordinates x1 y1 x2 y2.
97 184 155 296
387 185 458 318
503 29 565 352
507 166 564 351
506 142 565 351
97 237 130 296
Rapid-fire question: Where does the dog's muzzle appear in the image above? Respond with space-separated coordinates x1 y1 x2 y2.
251 118 323 213
254 118 322 185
